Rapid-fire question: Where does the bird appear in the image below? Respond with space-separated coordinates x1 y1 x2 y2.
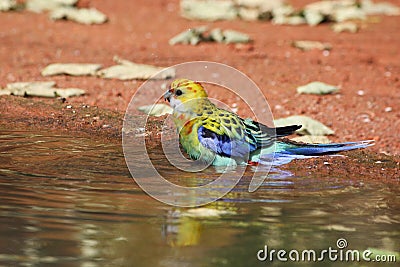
163 78 374 166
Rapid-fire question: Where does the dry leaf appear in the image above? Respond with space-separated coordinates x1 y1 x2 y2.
297 81 339 95
41 63 102 76
137 104 173 117
293 40 332 51
274 115 335 136
0 0 17 11
50 7 107 24
97 57 175 80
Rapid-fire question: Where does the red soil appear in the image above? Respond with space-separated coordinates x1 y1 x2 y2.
0 0 399 156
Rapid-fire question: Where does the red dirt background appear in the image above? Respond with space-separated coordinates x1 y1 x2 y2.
0 0 399 155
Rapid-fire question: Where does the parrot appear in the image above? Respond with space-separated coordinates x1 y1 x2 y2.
163 78 374 167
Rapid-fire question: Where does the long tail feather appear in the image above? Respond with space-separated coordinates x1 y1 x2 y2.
278 140 375 155
250 139 375 167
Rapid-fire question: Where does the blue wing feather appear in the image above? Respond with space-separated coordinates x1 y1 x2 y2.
197 126 255 158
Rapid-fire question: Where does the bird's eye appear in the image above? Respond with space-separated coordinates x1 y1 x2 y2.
175 89 183 96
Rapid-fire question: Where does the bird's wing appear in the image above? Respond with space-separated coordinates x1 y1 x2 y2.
197 109 301 158
197 114 255 158
241 118 301 148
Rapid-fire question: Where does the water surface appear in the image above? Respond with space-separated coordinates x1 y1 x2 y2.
0 130 398 266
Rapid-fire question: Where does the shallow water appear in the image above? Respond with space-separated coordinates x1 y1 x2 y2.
0 130 399 267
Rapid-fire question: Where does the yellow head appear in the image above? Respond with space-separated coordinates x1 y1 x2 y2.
164 79 208 108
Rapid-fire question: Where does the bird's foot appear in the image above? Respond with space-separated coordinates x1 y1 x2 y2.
247 160 259 166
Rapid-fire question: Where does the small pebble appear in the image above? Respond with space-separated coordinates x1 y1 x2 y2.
360 114 371 123
375 161 382 164
234 43 254 52
102 124 111 128
323 161 330 165
322 50 330 57
66 105 72 109
384 107 392 112
357 90 365 96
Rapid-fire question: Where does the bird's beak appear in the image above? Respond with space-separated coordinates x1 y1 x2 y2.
164 90 172 102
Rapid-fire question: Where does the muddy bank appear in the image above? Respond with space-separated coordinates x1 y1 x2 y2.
0 0 399 157
1 95 398 181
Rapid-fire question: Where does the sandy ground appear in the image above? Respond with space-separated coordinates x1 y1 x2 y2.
0 0 399 158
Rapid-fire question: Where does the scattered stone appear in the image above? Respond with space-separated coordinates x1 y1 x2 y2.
271 5 295 18
97 56 175 80
41 63 102 76
361 0 400 16
304 0 356 17
3 81 85 98
236 0 285 11
209 28 224 43
180 0 237 21
357 90 365 96
24 0 108 25
233 43 254 52
50 7 108 24
237 7 261 21
331 21 358 33
169 27 251 45
333 6 366 22
137 104 173 117
384 107 392 112
180 0 290 22
6 81 56 91
272 15 306 25
221 29 250 43
55 88 86 97
0 89 11 95
176 0 399 27
274 115 335 136
169 26 207 45
293 40 332 51
297 81 339 95
26 0 77 13
0 0 17 11
304 9 325 26
291 135 332 144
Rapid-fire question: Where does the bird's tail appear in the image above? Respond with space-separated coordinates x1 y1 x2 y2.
277 139 375 156
254 139 375 166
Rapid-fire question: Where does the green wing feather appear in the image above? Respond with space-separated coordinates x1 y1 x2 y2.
197 103 299 151
200 109 246 141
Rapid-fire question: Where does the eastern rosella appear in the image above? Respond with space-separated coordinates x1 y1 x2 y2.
164 79 374 166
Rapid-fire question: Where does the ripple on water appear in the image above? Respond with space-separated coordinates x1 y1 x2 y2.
0 130 399 267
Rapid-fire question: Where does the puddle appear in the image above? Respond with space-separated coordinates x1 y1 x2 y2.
0 130 398 266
